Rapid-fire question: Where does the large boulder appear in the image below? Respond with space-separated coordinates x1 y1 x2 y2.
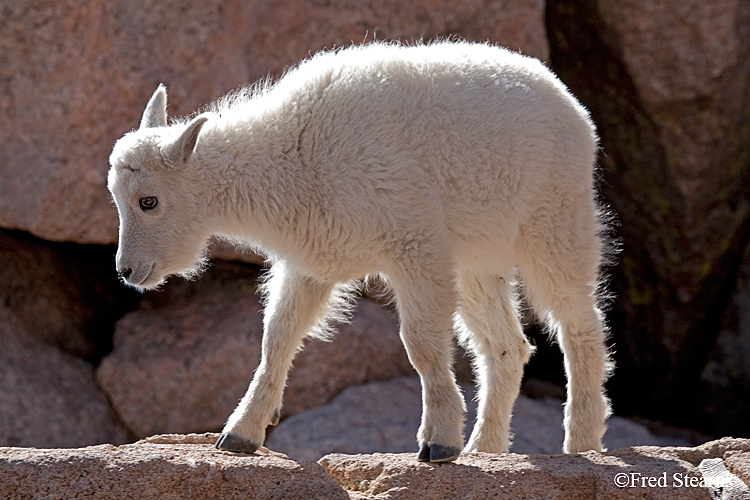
2 434 749 499
96 261 414 438
726 451 750 491
0 304 130 448
0 434 348 500
0 0 547 245
0 229 140 362
320 439 750 499
545 0 750 434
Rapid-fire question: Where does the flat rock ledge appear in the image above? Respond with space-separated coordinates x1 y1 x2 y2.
2 434 750 500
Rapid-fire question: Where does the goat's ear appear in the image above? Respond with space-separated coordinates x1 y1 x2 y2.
164 114 210 164
140 84 168 129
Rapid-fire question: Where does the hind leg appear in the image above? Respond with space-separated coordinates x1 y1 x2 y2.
518 233 612 453
456 269 533 453
557 307 612 454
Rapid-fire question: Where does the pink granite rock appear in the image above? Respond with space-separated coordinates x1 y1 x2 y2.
547 0 750 437
0 433 348 500
595 0 749 235
2 433 748 499
319 445 726 500
0 229 140 361
0 305 130 448
725 451 750 492
0 0 547 244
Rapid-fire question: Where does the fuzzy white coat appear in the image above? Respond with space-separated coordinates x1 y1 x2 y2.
108 41 613 462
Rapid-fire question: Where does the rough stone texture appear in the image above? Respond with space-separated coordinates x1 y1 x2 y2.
266 377 425 461
545 0 750 435
266 376 691 462
320 448 711 500
0 229 141 362
96 261 413 438
319 440 750 499
0 0 547 245
282 298 413 417
0 434 348 500
655 437 750 467
0 304 130 448
1 434 749 499
0 1 249 244
698 456 750 498
725 452 750 492
589 0 750 293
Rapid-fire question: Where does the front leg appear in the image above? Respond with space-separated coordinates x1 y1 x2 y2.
216 263 338 453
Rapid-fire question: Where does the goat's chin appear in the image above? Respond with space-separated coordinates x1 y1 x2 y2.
129 269 167 292
137 276 168 292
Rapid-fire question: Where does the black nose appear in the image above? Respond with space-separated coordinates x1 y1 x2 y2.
118 268 133 280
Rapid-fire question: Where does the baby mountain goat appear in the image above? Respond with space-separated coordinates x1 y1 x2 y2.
108 41 613 463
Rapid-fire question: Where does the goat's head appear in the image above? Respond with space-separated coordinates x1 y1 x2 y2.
108 85 212 290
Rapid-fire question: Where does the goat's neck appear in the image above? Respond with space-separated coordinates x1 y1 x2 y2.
195 116 310 248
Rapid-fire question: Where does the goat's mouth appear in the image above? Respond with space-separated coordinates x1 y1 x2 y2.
123 263 158 290
135 263 155 286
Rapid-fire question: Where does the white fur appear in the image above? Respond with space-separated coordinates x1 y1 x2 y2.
108 41 613 460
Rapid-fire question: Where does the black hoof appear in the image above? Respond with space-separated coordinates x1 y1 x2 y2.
430 444 461 463
418 442 431 462
215 432 260 454
417 442 461 463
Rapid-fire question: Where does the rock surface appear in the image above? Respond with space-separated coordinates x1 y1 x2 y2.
0 305 130 448
0 434 348 500
321 451 705 500
725 452 750 492
266 376 691 462
96 261 413 438
2 434 749 500
0 0 547 245
0 229 140 362
1 0 748 452
698 456 750 499
320 438 750 499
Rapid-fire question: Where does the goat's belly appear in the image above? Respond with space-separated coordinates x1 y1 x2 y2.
451 237 517 272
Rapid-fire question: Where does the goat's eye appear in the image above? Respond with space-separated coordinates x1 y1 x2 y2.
139 197 158 211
